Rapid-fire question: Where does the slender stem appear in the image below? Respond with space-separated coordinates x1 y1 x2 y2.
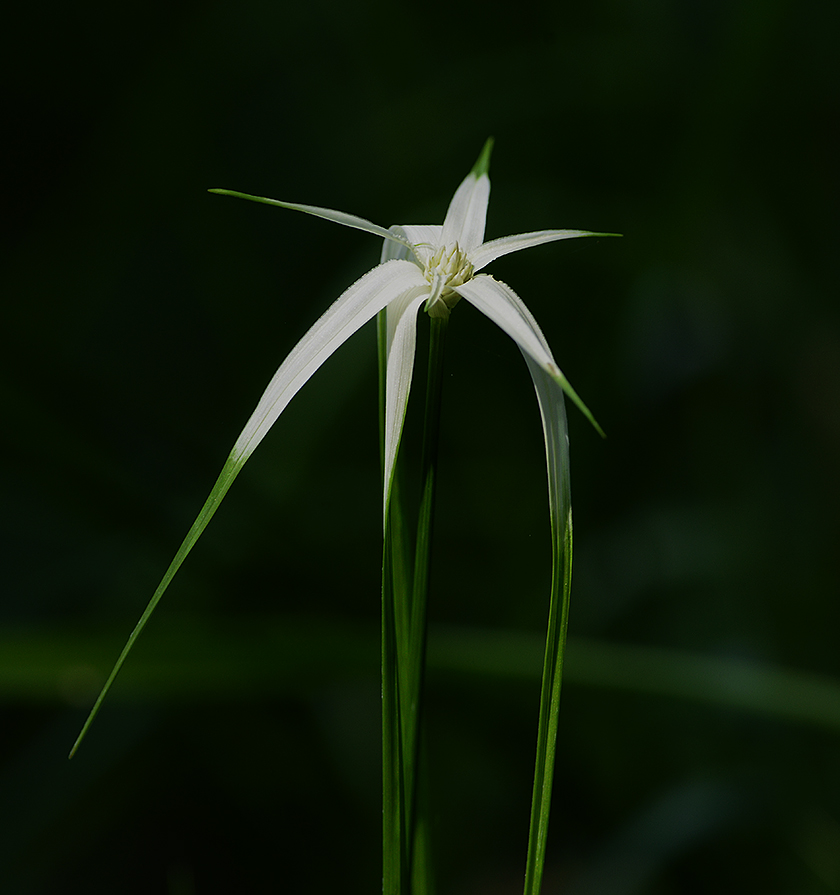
379 310 449 895
413 316 448 636
405 314 449 892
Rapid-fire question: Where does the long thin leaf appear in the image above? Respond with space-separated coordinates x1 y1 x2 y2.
379 309 413 895
68 454 244 757
208 189 413 250
521 357 574 895
382 522 407 895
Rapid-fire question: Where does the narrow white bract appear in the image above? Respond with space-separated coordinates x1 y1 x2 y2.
211 140 610 524
69 141 616 760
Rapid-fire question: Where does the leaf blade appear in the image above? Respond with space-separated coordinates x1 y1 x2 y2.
519 355 574 895
470 229 620 272
454 275 605 437
208 189 413 248
69 453 245 757
234 260 426 461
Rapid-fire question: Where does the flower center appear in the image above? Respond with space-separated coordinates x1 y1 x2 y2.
422 243 474 318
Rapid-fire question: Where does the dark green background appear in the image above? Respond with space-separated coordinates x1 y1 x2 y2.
3 0 839 892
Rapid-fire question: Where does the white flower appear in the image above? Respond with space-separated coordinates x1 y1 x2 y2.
211 139 609 524
68 140 614 757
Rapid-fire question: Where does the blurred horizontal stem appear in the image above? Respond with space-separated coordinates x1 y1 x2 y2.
10 620 840 736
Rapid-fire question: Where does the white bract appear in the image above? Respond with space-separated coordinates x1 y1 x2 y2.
69 141 611 756
212 139 607 524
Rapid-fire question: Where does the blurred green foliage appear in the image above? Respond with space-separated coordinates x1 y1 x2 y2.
2 0 839 892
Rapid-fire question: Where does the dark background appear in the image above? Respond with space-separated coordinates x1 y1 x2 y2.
3 0 839 892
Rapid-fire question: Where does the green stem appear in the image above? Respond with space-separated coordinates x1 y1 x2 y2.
405 314 448 893
523 508 573 895
379 310 449 895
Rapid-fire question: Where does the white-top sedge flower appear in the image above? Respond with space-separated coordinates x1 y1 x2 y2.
69 140 614 756
212 139 609 523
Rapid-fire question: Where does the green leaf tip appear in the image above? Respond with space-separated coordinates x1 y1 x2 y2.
471 137 494 178
208 188 251 199
207 188 269 203
68 454 246 759
552 369 606 439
